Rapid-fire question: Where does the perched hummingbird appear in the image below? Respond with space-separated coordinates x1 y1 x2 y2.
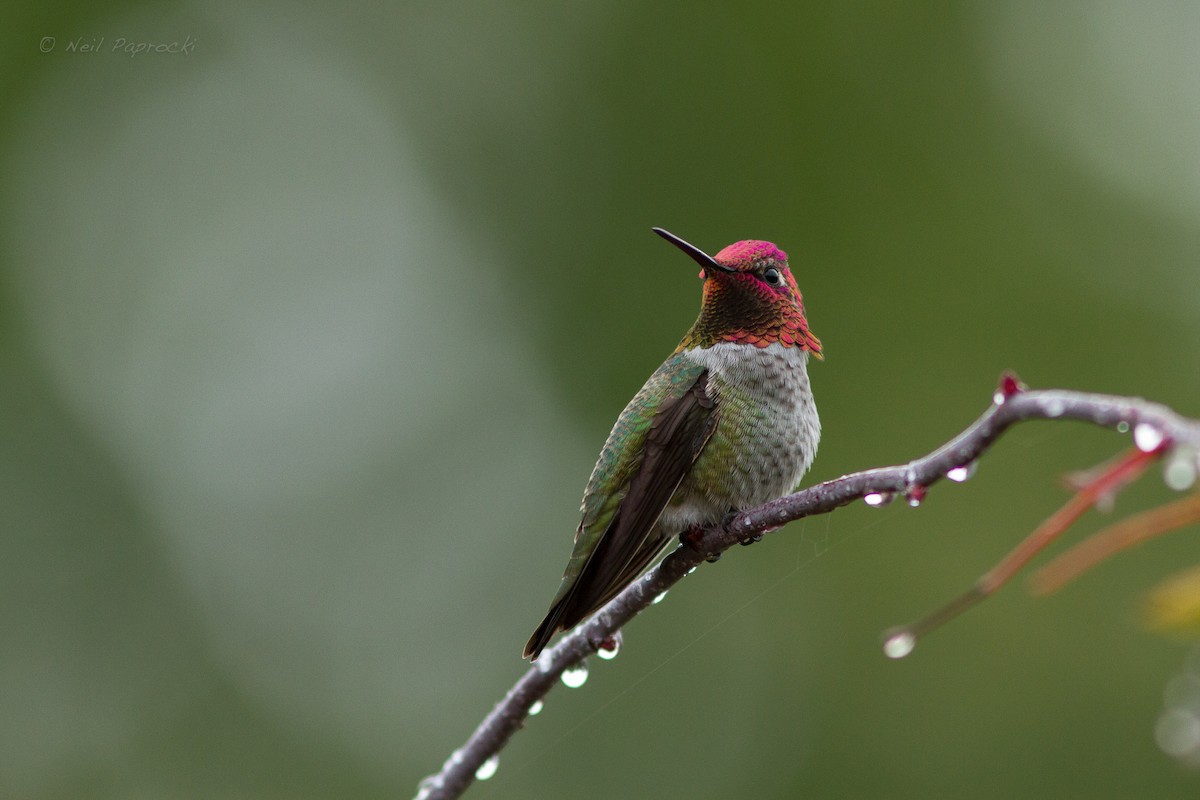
524 228 822 660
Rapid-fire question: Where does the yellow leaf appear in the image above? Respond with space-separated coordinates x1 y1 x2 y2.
1144 563 1200 635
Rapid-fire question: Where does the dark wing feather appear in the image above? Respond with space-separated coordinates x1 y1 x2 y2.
524 371 717 659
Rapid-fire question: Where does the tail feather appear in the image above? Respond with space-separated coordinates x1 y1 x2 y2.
523 532 671 661
524 601 568 660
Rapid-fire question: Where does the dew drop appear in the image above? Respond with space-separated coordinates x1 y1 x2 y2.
652 591 668 604
992 391 1006 405
561 663 589 688
863 492 894 507
1165 451 1198 492
475 755 500 781
687 566 698 575
1134 423 1166 453
528 699 544 716
1044 399 1065 418
906 485 927 507
1116 421 1130 433
946 462 977 483
415 775 441 800
883 630 917 660
597 638 621 660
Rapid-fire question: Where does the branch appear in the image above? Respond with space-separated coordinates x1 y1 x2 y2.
1031 491 1200 595
415 381 1200 800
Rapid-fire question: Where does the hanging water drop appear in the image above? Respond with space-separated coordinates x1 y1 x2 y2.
883 630 917 660
652 591 668 605
597 637 621 661
528 699 544 716
475 755 500 781
1164 450 1198 492
561 663 589 688
863 492 894 508
415 775 441 800
906 485 927 507
1134 423 1166 453
946 462 977 483
687 566 698 575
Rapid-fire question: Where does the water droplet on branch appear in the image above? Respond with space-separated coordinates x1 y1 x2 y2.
946 462 977 483
883 630 917 660
652 591 668 604
864 492 894 507
475 755 500 781
1164 450 1198 492
415 775 441 800
597 636 621 660
528 699 544 716
561 663 589 688
1134 423 1166 453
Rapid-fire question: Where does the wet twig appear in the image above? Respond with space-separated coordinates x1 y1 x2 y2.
416 381 1200 800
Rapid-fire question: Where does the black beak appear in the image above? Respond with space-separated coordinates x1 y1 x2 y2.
652 227 735 274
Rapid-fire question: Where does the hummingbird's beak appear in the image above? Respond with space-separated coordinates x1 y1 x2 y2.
652 227 735 276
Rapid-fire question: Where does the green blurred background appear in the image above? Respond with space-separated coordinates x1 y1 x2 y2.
2 2 1199 798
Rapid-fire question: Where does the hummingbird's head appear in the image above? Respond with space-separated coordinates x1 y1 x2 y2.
653 227 822 357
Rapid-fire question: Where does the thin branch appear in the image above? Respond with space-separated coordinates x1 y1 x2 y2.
416 383 1200 800
882 444 1164 652
1031 491 1200 595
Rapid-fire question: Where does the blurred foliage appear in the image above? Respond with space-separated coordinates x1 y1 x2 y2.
1147 562 1200 635
1 2 1199 799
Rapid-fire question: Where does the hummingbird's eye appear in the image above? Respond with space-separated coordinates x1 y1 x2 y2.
763 267 783 287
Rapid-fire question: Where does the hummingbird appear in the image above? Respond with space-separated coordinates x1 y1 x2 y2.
524 227 822 660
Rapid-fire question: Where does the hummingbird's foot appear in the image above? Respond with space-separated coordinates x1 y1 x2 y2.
720 510 777 546
734 518 783 546
680 524 705 550
680 525 721 562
